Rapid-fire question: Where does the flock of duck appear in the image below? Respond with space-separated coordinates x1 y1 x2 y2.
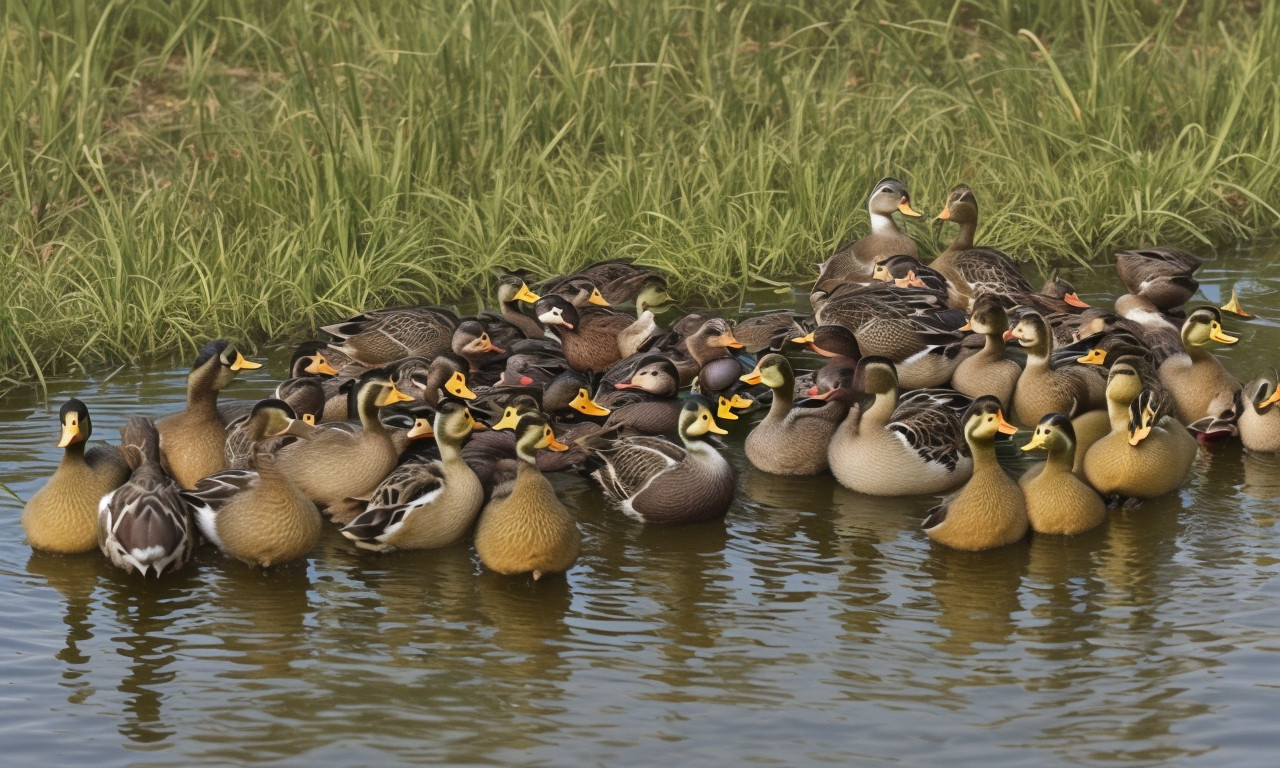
19 178 1280 580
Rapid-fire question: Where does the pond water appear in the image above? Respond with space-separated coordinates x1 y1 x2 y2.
2 244 1279 767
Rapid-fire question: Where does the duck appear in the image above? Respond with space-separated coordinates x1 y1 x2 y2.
22 398 131 554
824 357 973 496
1018 413 1106 535
272 370 416 510
473 411 580 579
539 257 670 314
534 294 659 373
157 339 262 489
450 320 506 372
495 274 545 340
182 400 322 567
740 354 846 476
389 355 478 407
950 295 1022 411
921 396 1027 551
1239 370 1280 452
288 340 342 379
812 176 922 298
1082 357 1197 500
730 310 811 354
1007 311 1106 425
1114 246 1201 310
931 185 1036 306
321 306 460 367
340 398 486 552
1157 306 1242 435
587 394 736 525
97 417 196 577
224 378 327 470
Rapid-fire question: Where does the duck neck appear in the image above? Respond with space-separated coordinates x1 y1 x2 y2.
503 302 544 339
186 366 221 415
356 395 387 435
860 388 896 429
948 219 976 252
1042 444 1075 475
438 435 464 464
768 380 794 419
1023 339 1051 370
869 211 900 237
969 437 1000 472
981 332 1007 358
1106 394 1134 431
60 440 87 469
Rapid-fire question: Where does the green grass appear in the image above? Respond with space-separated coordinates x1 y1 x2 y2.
3 0 1279 390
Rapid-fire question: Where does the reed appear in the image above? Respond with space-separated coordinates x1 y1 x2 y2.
3 0 1278 390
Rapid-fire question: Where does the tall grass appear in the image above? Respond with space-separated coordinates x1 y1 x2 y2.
2 0 1279 389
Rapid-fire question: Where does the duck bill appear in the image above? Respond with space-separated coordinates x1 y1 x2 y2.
728 393 754 409
446 372 477 399
302 413 317 426
1063 292 1090 309
1002 330 1017 342
716 397 739 421
898 199 923 217
57 421 81 448
717 330 745 349
740 361 765 386
546 436 570 452
570 389 611 417
406 419 435 440
790 331 815 346
477 335 504 354
231 352 263 371
307 355 340 376
384 380 416 404
705 416 729 435
1020 432 1048 452
996 411 1018 435
513 283 541 303
958 319 973 332
1259 387 1280 409
1221 289 1253 318
587 288 610 307
1128 424 1152 446
1076 349 1106 365
936 204 952 221
493 409 522 431
1209 324 1239 344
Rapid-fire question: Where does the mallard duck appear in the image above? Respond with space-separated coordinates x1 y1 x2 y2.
340 398 486 552
224 378 327 469
951 295 1022 411
182 400 322 567
157 339 262 489
534 295 659 372
1018 413 1106 535
932 185 1036 303
473 411 580 579
1114 246 1200 310
595 356 685 437
495 274 545 340
812 176 922 297
1157 306 1242 435
824 357 973 496
1082 358 1197 500
921 396 1027 551
587 394 736 525
22 399 130 554
390 355 477 407
97 417 196 577
450 320 506 372
1007 311 1106 425
321 306 460 367
272 370 416 510
740 354 846 476
1240 370 1280 452
288 341 342 379
730 310 811 354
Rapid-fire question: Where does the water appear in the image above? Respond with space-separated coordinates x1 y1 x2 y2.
2 244 1279 767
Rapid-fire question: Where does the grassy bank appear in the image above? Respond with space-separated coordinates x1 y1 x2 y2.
3 0 1278 389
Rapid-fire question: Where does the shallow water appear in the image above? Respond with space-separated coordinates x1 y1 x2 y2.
2 244 1279 767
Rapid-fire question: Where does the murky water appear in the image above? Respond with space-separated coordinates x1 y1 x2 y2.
2 244 1279 767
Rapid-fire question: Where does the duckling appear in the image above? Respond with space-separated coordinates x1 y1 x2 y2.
812 177 922 297
587 394 736 525
1083 358 1197 500
1018 414 1106 535
1239 370 1280 453
534 295 659 373
341 399 485 552
921 396 1026 551
951 295 1022 411
272 370 416 510
321 306 461 367
825 357 973 496
1157 306 1242 434
740 354 846 476
22 399 130 553
474 412 580 579
97 417 196 577
182 401 322 567
157 339 262 489
1008 311 1106 425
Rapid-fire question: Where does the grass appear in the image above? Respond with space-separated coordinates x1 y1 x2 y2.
3 0 1279 390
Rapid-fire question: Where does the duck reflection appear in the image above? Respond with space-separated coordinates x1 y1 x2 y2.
26 551 99 699
97 565 204 745
1242 449 1280 502
921 540 1031 655
201 555 314 681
